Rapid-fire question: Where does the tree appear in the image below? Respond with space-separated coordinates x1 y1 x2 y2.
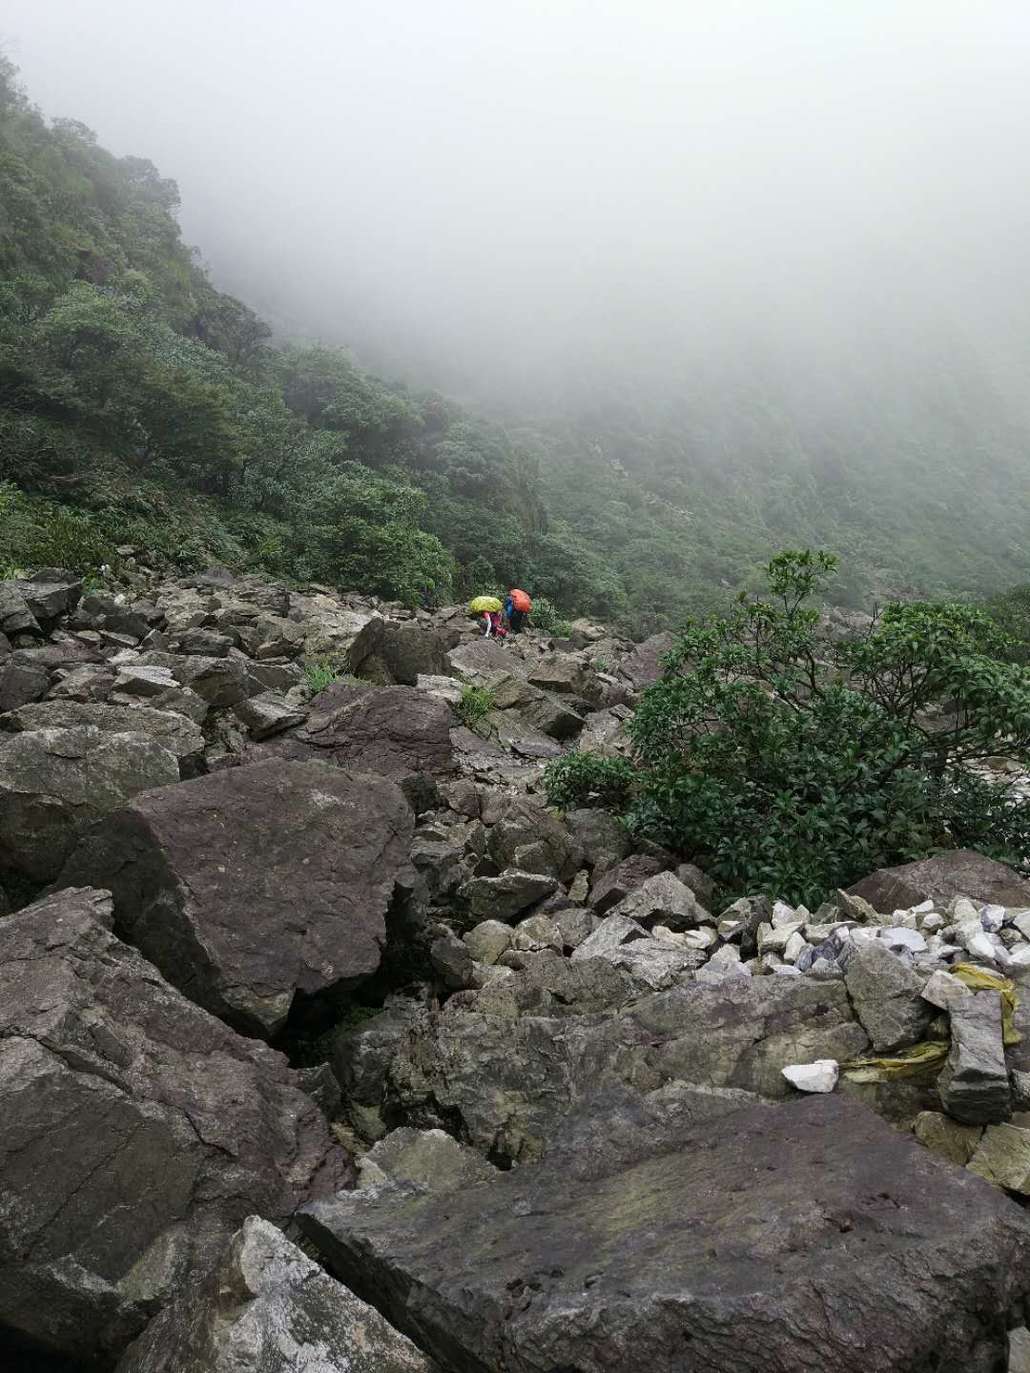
628 550 1030 904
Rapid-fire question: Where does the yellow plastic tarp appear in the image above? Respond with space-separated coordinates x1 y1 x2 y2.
842 1041 950 1082
468 595 502 613
951 962 1021 1046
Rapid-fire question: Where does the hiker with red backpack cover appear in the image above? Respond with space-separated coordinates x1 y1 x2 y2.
505 588 532 634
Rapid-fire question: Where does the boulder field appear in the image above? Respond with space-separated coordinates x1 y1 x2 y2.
3 563 1030 1370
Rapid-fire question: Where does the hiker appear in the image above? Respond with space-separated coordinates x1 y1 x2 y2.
505 587 532 634
481 608 506 639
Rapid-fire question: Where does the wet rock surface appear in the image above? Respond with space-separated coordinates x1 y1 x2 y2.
301 1092 1030 1373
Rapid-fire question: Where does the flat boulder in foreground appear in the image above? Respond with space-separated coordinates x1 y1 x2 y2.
301 1092 1030 1373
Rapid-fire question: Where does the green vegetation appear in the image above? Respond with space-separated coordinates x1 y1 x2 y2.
302 658 342 695
985 585 1030 665
456 684 496 729
544 752 637 811
530 597 573 637
620 550 1030 905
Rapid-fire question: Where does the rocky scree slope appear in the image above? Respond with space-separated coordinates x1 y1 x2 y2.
4 563 1030 1369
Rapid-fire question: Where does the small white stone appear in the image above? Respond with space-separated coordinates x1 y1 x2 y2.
963 928 1002 963
919 913 945 933
770 963 802 976
921 970 972 1011
951 896 979 923
981 905 1006 933
771 900 799 928
1005 945 1030 970
1012 912 1030 942
782 1060 839 1093
681 926 718 952
717 917 745 940
757 921 803 954
783 931 809 964
708 943 741 967
911 899 936 914
879 927 927 955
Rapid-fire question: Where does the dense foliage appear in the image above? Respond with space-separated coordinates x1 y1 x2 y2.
611 551 1030 905
0 57 548 605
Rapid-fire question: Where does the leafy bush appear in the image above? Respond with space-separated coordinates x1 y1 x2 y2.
456 684 496 729
0 482 116 575
303 659 341 694
985 584 1030 664
543 750 637 810
530 595 573 637
628 549 1030 905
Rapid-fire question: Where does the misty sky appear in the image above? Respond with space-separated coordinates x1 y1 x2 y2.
5 1 1030 409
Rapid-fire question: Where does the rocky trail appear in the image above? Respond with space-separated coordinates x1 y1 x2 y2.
5 563 1030 1369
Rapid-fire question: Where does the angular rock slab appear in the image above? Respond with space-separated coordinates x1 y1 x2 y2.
0 888 349 1364
848 849 1030 912
115 1216 436 1373
0 725 180 879
55 759 414 1036
1 698 205 775
301 1094 1030 1373
379 974 869 1163
265 682 456 795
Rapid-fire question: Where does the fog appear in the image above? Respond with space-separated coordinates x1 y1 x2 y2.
5 0 1030 415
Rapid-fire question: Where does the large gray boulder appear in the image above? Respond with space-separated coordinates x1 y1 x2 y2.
619 631 676 689
487 795 582 881
55 760 415 1037
458 870 559 923
301 1091 1030 1373
0 726 180 879
590 853 665 913
379 974 868 1162
939 991 1012 1125
349 617 459 686
848 849 1030 911
0 888 349 1365
842 938 934 1051
488 671 584 740
114 1217 436 1373
1 699 205 776
562 807 632 867
0 582 40 636
10 570 83 626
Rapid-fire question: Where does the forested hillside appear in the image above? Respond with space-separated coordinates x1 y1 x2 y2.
3 51 1030 634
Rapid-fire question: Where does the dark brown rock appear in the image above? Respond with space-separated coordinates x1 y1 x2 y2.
0 888 349 1364
301 1092 1030 1373
848 849 1030 911
55 760 415 1037
589 853 665 913
619 631 676 689
269 682 457 791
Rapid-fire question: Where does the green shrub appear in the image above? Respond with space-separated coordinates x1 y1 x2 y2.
530 595 573 637
456 684 496 729
0 482 116 575
303 658 341 694
543 750 637 810
628 549 1030 905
